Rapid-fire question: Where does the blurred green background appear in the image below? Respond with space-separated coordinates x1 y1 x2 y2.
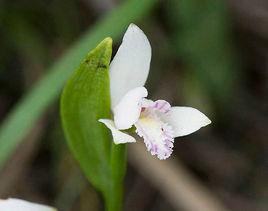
0 0 267 210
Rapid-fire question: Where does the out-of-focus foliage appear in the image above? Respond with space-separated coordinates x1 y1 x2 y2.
165 0 239 109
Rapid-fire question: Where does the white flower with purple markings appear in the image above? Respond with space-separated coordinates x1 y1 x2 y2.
99 24 211 160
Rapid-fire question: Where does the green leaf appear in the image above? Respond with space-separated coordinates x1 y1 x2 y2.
61 38 127 211
60 38 112 197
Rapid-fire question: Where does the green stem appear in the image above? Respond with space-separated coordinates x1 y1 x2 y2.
106 144 127 211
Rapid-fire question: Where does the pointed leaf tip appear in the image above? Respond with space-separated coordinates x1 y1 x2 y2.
101 37 113 47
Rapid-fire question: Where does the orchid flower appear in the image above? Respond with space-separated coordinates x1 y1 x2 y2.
99 24 211 160
0 198 56 211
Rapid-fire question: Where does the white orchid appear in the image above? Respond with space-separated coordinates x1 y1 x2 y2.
99 23 211 160
0 198 56 211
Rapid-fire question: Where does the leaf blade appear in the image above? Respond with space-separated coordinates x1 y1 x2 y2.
60 38 112 194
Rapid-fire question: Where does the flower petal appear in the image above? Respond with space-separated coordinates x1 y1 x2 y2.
99 119 136 144
0 198 56 211
141 99 171 113
110 23 152 108
114 87 148 130
160 107 211 137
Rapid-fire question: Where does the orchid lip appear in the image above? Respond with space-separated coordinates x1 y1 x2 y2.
134 99 175 160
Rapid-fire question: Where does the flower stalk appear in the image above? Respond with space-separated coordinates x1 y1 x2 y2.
106 144 127 211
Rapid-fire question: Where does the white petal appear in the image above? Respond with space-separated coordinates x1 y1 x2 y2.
160 107 211 137
0 198 56 211
99 119 136 144
114 87 148 130
110 23 152 109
